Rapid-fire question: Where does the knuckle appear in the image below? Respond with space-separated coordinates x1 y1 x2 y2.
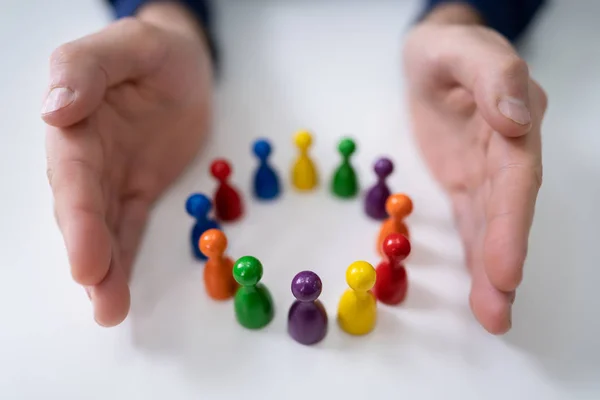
115 16 144 34
115 16 157 40
496 162 528 174
494 162 543 191
501 56 529 80
532 80 549 113
50 42 80 67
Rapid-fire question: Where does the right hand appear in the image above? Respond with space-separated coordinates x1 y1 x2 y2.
42 3 214 327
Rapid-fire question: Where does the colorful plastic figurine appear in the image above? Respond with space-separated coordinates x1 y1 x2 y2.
291 130 318 191
337 260 377 335
185 193 220 261
374 233 411 305
377 193 413 256
252 138 281 200
233 256 274 329
364 157 394 220
199 229 238 300
288 271 328 345
211 159 244 222
331 137 359 198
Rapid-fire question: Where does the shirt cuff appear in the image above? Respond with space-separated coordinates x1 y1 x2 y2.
422 0 547 42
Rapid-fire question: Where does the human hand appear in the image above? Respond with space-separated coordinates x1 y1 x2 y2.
43 3 213 327
404 4 547 334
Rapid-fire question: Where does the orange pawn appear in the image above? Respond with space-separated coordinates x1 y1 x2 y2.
199 229 238 300
377 194 413 256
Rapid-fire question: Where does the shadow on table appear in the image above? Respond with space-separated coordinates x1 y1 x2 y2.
503 163 600 384
409 237 459 267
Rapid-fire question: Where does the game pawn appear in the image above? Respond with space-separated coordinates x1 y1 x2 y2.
291 130 318 191
252 138 281 200
185 193 220 261
364 157 394 220
211 158 244 222
331 137 359 198
374 233 411 305
376 193 413 256
288 271 328 345
199 229 238 300
337 261 377 335
233 256 275 329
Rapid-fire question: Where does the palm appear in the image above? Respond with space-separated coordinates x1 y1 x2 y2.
44 19 213 325
89 54 210 274
411 90 498 270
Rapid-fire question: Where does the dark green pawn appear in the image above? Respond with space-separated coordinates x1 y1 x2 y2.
331 138 359 198
233 256 274 329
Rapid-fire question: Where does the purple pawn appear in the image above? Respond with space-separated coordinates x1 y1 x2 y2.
287 271 328 345
364 157 394 220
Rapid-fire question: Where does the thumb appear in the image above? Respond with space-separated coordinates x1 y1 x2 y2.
428 26 533 137
472 47 533 138
41 18 167 128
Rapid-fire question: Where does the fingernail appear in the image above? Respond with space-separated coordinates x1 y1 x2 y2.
498 97 531 125
42 87 75 114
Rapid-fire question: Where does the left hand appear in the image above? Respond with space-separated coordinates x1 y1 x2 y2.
403 5 547 334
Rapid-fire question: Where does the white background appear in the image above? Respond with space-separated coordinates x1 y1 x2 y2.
1 0 599 399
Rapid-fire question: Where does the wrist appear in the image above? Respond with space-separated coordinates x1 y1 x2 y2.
422 2 484 26
137 2 209 46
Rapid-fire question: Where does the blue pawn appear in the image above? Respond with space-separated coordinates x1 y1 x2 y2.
253 139 281 200
185 193 220 261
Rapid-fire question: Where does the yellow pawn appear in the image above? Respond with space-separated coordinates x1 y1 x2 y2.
337 261 377 335
291 130 318 191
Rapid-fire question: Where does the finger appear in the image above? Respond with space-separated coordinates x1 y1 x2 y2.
90 197 149 327
470 266 515 335
46 122 111 286
41 17 167 127
469 233 514 335
483 83 545 293
90 260 130 327
117 196 151 281
423 26 533 137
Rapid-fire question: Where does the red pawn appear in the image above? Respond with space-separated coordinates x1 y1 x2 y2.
374 233 411 305
211 159 244 222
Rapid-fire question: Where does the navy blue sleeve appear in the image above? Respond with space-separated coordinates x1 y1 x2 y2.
106 0 217 64
423 0 546 42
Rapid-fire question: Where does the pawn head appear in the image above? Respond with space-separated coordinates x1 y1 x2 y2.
291 270 322 302
294 130 313 151
382 233 411 262
374 158 393 178
253 139 272 160
345 261 376 292
233 255 263 286
185 193 212 218
385 193 413 218
199 229 227 258
210 159 232 181
338 138 356 158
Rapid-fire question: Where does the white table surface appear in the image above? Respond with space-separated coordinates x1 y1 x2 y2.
1 0 599 399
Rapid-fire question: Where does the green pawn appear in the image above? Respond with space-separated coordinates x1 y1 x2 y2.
233 256 274 329
331 138 359 198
